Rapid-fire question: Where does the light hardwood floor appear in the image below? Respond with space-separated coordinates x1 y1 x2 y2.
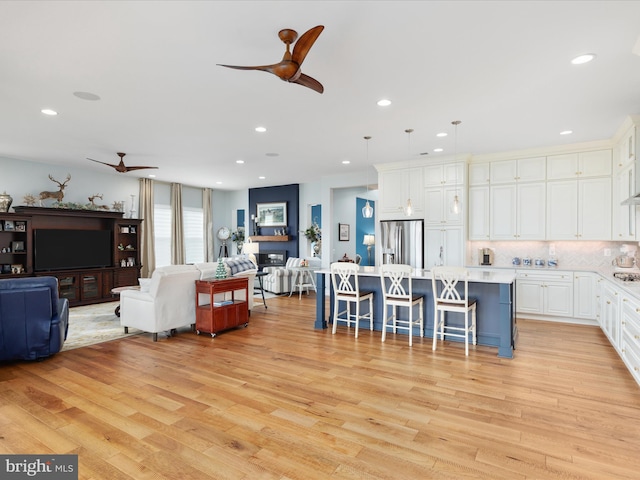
1 293 640 479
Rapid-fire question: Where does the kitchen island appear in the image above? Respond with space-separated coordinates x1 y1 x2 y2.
315 267 517 358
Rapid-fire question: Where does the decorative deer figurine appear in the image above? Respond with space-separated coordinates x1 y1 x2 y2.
39 174 71 206
88 193 110 210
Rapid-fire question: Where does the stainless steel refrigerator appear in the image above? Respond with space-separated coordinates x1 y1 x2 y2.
380 220 423 269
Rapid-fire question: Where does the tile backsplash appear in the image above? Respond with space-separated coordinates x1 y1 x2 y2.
468 241 639 270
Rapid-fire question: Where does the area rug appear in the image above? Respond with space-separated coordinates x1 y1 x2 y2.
61 301 142 351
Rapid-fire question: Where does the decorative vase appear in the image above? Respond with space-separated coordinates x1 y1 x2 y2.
0 191 13 212
237 241 243 254
313 241 321 256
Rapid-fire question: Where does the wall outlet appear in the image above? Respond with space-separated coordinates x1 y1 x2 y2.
549 244 556 256
604 248 611 257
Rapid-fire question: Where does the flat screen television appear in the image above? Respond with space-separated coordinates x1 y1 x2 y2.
34 229 113 271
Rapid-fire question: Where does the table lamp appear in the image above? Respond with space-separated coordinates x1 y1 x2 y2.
243 239 260 267
363 234 375 266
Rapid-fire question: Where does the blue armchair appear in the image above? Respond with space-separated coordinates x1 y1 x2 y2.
0 276 69 361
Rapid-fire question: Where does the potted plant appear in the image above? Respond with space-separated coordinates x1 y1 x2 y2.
303 223 322 256
232 228 245 254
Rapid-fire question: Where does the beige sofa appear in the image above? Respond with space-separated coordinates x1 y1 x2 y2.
262 257 322 294
120 259 257 341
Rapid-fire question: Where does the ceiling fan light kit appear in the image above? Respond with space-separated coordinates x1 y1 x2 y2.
217 25 325 94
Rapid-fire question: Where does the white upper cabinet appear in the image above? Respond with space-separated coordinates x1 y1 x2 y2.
424 163 464 187
616 123 636 170
468 186 490 240
490 156 546 184
490 182 545 240
378 168 424 219
468 162 490 185
547 150 612 180
424 186 463 226
546 177 611 240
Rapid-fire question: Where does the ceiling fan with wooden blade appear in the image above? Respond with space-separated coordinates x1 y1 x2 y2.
218 25 325 94
87 152 158 173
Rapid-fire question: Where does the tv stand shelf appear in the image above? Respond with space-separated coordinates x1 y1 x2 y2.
5 207 142 306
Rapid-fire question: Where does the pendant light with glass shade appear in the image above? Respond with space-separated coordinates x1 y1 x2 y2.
362 135 374 218
451 120 462 214
404 128 414 216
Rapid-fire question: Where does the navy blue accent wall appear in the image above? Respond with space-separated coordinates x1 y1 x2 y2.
237 209 245 228
249 184 299 258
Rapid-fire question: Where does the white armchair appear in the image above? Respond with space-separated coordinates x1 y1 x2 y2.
262 257 321 294
119 264 201 341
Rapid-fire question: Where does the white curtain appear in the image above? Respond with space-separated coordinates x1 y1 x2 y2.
139 178 155 277
203 188 214 262
171 183 185 264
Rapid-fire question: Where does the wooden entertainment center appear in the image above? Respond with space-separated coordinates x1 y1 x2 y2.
1 207 141 306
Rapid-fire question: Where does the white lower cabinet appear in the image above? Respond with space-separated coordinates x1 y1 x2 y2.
573 272 598 320
600 280 621 348
621 295 640 385
516 271 573 318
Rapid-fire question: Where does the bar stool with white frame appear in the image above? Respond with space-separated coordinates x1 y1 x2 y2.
330 262 374 338
379 264 424 346
431 266 477 356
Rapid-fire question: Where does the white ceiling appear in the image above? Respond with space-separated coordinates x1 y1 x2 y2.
1 1 640 190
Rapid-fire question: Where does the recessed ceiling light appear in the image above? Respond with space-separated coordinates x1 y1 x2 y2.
236 159 244 164
255 126 267 133
377 99 391 107
216 181 222 185
41 109 58 116
73 91 100 101
571 53 596 65
560 130 573 135
148 174 156 178
258 176 266 180
342 160 350 164
436 132 447 137
434 148 444 152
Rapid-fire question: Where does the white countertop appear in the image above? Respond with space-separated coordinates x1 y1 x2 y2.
467 264 640 301
316 266 516 284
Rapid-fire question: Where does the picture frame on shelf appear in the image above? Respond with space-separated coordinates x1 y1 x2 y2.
339 223 350 241
2 264 11 274
3 220 14 231
120 226 129 234
11 264 24 274
11 241 25 252
15 221 26 232
256 202 287 227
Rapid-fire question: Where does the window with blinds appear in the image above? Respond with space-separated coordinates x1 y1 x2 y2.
184 206 204 264
154 204 171 268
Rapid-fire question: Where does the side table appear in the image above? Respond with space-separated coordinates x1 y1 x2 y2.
288 267 317 299
110 285 140 317
255 271 267 309
195 277 249 337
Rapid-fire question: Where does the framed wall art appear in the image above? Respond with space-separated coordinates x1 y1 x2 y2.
256 202 287 227
339 223 350 241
